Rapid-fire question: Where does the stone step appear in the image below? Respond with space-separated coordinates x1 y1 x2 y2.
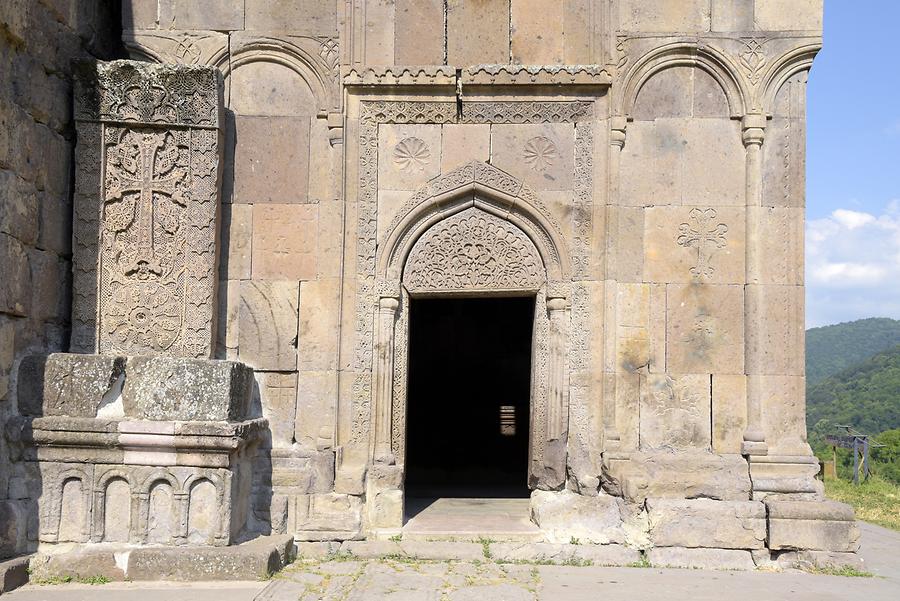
26 535 294 583
399 530 545 543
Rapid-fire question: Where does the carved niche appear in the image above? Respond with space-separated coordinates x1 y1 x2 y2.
72 61 223 357
404 208 544 294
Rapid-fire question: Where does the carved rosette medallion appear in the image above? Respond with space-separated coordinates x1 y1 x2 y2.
404 208 544 294
393 137 431 172
73 60 222 357
523 136 558 171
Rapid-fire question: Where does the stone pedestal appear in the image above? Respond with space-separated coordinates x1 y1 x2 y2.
9 354 264 547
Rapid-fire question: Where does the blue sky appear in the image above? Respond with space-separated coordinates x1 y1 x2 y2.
805 0 900 327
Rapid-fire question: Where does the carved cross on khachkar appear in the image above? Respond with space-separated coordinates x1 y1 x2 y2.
72 60 223 357
676 208 728 280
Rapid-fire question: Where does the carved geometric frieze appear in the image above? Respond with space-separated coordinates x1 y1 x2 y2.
403 208 544 294
72 61 223 357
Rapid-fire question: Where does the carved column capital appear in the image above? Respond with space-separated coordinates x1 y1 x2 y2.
741 113 767 147
610 116 628 149
378 296 400 312
546 297 569 312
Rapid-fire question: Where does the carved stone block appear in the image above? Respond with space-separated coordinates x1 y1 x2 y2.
666 284 744 375
17 354 126 418
72 60 223 358
640 374 711 451
237 280 299 371
490 123 575 192
250 204 318 280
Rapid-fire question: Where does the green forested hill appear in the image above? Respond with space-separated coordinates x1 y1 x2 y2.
806 318 900 385
806 344 900 436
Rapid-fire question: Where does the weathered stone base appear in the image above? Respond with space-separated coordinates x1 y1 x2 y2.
27 535 295 582
647 546 756 571
767 500 860 552
0 555 30 594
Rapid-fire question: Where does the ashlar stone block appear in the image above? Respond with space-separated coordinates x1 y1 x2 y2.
511 0 564 64
712 374 748 454
168 0 244 31
244 0 336 34
755 0 823 31
666 284 744 375
530 490 626 545
220 203 251 279
72 60 223 358
237 280 299 371
251 204 318 281
17 354 125 418
759 375 809 456
619 0 711 33
122 356 254 421
447 0 509 65
394 0 443 64
256 372 298 448
232 116 311 204
441 124 490 172
648 498 766 549
621 119 744 207
767 500 859 553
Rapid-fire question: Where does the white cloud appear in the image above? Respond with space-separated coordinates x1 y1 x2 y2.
806 204 900 327
830 209 875 229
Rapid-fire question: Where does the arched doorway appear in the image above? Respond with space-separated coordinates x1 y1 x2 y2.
366 162 572 532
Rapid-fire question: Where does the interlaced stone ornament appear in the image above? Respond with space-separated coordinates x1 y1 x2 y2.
72 61 222 357
403 208 544 294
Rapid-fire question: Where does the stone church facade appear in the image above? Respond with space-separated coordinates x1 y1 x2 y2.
1 0 860 581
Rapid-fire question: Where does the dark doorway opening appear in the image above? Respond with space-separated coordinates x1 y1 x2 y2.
405 296 534 501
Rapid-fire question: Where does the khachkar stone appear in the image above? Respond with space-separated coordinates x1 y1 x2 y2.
71 60 223 358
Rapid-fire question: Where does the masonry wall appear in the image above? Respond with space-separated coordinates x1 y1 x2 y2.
0 0 120 558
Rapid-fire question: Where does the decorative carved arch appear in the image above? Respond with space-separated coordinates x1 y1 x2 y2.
759 43 822 115
616 43 749 119
139 470 180 495
377 161 570 286
95 468 136 492
219 37 335 114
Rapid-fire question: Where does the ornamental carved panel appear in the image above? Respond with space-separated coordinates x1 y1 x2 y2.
403 208 544 294
72 61 222 357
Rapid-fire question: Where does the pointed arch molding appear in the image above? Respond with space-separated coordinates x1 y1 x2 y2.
378 161 570 287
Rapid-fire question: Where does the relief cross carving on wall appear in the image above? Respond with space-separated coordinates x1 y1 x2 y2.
105 130 187 279
676 208 728 280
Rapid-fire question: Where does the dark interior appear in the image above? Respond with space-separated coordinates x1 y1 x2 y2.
404 296 534 500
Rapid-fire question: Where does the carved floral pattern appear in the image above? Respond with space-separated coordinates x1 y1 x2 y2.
676 208 728 280
404 209 544 293
104 283 181 352
523 136 558 171
393 137 431 172
739 38 768 86
74 62 220 358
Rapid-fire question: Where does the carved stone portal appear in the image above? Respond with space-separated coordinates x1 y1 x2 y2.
72 60 223 357
404 208 544 294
